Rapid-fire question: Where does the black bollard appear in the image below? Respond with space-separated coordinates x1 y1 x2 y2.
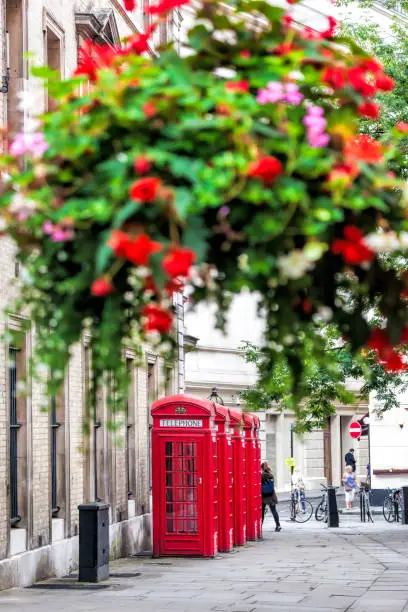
360 488 364 522
401 487 408 525
78 502 110 582
326 485 339 528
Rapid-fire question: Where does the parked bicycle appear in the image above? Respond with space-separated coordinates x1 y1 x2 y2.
359 485 374 523
315 483 328 522
289 486 313 522
383 488 402 523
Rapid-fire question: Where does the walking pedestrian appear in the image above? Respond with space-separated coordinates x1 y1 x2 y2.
344 448 356 473
342 464 357 510
261 461 281 532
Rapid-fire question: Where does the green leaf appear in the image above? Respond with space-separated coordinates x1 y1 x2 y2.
113 201 140 229
174 188 193 220
95 234 113 275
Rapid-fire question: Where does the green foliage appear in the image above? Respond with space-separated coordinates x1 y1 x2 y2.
239 333 408 433
1 0 408 417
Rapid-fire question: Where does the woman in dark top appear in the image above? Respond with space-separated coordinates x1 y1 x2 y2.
261 461 281 532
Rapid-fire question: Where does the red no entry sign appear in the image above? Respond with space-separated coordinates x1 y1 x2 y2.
349 421 362 439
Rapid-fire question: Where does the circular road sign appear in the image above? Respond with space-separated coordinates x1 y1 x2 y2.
349 421 362 439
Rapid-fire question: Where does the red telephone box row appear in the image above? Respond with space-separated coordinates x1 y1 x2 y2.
151 395 262 558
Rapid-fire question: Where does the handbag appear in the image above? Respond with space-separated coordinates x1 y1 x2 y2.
262 478 274 496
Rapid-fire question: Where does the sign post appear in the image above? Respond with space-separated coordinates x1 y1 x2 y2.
349 421 362 439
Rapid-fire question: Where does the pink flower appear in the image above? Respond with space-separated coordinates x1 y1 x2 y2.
257 81 303 106
284 83 304 105
10 132 49 158
303 106 329 148
43 220 74 242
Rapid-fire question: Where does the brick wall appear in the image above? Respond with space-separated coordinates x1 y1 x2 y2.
0 0 178 571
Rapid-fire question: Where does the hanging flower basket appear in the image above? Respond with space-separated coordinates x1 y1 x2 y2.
1 0 408 410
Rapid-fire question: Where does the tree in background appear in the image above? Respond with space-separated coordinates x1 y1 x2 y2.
239 332 408 434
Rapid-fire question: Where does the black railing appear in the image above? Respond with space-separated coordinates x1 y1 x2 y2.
51 396 61 516
9 347 21 525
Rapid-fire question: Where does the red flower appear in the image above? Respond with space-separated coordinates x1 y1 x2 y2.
142 304 173 334
134 156 151 174
274 42 296 55
384 352 407 372
396 121 408 133
109 231 162 265
368 328 391 354
357 101 381 119
321 16 338 38
247 156 283 185
124 0 136 9
130 177 161 201
322 66 346 89
126 234 162 266
375 72 395 92
91 277 114 297
162 246 196 278
165 278 184 296
109 230 131 258
344 135 383 164
347 66 376 97
146 0 190 15
327 162 359 187
74 39 116 82
239 50 251 59
143 101 158 118
331 225 375 265
225 80 250 93
282 14 294 28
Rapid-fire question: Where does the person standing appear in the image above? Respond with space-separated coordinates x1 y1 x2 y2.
261 461 281 532
344 448 356 473
342 465 357 510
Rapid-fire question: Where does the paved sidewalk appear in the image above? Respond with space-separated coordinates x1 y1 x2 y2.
1 513 408 611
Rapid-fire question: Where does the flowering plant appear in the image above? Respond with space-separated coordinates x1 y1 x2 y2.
1 0 408 409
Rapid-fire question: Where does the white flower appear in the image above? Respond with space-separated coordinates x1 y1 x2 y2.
365 231 400 253
9 192 37 219
399 232 408 249
277 250 314 280
0 217 7 232
1 172 11 184
238 253 249 271
17 89 42 113
135 266 150 279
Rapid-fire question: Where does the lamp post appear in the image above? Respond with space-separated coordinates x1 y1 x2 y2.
290 422 294 480
208 387 224 405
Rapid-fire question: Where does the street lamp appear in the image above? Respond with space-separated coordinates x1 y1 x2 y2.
207 386 224 405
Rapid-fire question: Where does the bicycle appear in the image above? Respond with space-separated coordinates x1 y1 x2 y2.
315 483 328 522
383 488 402 522
289 486 313 522
359 485 374 523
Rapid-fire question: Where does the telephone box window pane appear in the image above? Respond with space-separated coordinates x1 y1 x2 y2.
164 439 199 536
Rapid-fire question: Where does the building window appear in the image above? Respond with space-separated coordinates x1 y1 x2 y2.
43 15 64 112
50 389 66 520
6 0 24 136
9 342 27 528
126 359 136 499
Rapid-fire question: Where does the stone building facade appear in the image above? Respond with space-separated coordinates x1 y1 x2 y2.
0 0 181 591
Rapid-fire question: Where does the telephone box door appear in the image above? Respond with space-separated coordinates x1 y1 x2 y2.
159 437 203 555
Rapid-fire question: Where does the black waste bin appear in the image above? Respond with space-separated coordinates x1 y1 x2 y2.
327 486 339 528
78 502 110 582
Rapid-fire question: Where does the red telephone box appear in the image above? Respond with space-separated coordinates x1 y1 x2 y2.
252 415 262 538
151 395 218 557
243 412 259 541
213 403 233 553
229 408 246 546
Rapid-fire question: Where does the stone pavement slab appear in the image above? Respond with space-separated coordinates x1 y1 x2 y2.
0 514 407 610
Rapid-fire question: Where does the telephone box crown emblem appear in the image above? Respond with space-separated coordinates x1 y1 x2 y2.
175 405 187 414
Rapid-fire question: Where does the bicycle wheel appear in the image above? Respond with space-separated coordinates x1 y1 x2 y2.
383 497 395 522
294 499 313 523
315 500 326 521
